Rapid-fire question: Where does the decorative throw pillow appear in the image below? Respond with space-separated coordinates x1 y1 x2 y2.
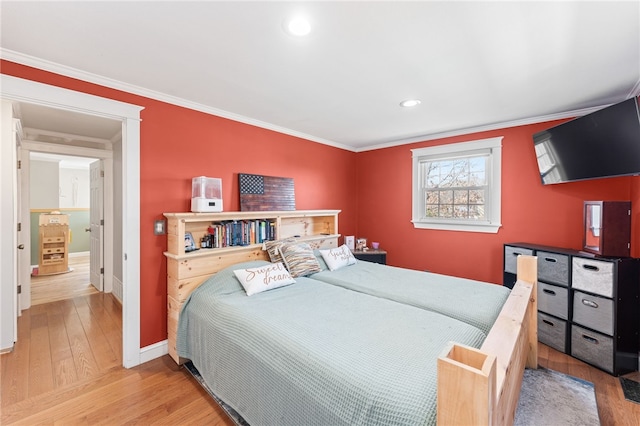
319 244 357 271
280 242 323 277
264 238 295 263
233 262 296 296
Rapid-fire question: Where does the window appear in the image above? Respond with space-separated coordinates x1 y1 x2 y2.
411 137 503 233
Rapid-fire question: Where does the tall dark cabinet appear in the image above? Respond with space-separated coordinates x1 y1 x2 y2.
504 242 639 376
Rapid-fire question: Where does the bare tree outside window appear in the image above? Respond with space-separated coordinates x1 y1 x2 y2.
422 155 488 220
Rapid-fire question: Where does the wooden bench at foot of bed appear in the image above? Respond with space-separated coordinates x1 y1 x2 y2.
437 254 538 425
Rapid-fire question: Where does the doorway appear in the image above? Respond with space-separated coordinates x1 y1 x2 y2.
1 73 143 368
28 152 102 305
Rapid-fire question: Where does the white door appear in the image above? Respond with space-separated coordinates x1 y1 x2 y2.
89 160 103 291
14 119 24 319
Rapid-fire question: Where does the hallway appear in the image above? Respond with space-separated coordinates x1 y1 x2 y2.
31 254 97 305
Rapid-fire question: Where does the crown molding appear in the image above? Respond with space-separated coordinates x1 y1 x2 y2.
2 49 628 154
355 104 611 152
0 49 355 152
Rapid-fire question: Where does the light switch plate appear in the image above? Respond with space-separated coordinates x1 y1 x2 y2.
154 219 166 235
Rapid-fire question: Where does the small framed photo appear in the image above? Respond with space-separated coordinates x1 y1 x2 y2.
356 237 367 251
345 235 355 250
184 232 197 252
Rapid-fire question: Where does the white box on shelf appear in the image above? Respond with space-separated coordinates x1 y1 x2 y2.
191 176 223 212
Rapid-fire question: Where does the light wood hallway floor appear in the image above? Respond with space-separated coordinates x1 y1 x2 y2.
31 254 98 305
2 290 640 424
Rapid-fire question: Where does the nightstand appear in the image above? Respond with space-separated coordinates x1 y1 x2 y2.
352 249 387 265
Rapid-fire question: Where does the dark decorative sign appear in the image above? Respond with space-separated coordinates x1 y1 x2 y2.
239 173 295 211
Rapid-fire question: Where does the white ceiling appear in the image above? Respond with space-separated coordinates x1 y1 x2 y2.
1 1 639 152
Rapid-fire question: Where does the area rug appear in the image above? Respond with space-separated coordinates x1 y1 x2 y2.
515 367 600 425
620 377 640 404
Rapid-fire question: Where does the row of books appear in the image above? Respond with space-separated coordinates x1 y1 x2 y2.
203 219 277 248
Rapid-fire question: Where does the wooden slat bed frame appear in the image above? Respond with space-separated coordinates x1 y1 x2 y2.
438 255 538 425
168 250 537 426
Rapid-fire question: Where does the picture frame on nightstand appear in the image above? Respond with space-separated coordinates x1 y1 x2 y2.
356 238 367 250
345 235 355 250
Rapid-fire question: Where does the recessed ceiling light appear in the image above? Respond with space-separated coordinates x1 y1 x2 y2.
400 99 421 108
285 16 311 37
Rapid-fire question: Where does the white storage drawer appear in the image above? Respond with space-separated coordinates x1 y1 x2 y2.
504 246 534 274
537 282 568 320
572 257 614 297
537 251 570 286
572 290 614 336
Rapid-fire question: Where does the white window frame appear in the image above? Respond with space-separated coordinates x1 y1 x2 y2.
411 137 503 233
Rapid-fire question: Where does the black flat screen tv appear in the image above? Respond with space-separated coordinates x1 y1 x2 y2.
533 97 640 184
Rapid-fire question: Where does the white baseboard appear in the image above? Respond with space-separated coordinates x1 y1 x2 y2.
140 339 168 364
112 276 123 303
69 251 90 258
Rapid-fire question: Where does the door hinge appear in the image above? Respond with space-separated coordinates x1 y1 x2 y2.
17 160 21 170
100 170 104 177
100 267 104 274
17 223 21 232
17 285 21 294
100 219 104 226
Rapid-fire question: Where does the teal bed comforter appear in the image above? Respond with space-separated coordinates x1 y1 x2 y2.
311 258 510 335
177 260 487 426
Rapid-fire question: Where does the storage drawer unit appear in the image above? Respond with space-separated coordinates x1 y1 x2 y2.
538 282 568 320
504 246 534 274
537 251 570 286
572 257 615 298
538 312 567 353
572 290 614 336
38 213 69 275
504 242 639 376
571 324 614 374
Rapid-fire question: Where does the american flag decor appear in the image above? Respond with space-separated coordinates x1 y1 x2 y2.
239 173 295 211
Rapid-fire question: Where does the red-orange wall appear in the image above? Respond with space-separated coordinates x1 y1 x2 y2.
4 60 638 349
355 123 639 284
1 61 358 347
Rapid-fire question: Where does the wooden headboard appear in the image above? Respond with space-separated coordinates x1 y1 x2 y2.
164 210 341 363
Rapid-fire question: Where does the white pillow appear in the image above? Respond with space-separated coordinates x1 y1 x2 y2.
233 262 296 296
319 244 357 271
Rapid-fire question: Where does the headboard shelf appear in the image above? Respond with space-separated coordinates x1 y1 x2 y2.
163 209 341 363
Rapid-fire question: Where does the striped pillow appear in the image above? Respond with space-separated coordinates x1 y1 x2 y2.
264 238 295 263
280 243 322 277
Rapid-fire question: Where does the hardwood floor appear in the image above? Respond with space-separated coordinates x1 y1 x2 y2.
31 254 98 305
0 290 233 425
2 290 639 424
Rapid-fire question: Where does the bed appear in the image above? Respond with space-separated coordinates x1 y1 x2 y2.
173 248 538 425
311 256 511 335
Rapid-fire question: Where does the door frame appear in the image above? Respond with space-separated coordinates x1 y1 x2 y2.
22 144 113 296
1 74 143 368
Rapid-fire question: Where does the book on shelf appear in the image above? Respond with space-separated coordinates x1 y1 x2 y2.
199 218 277 249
